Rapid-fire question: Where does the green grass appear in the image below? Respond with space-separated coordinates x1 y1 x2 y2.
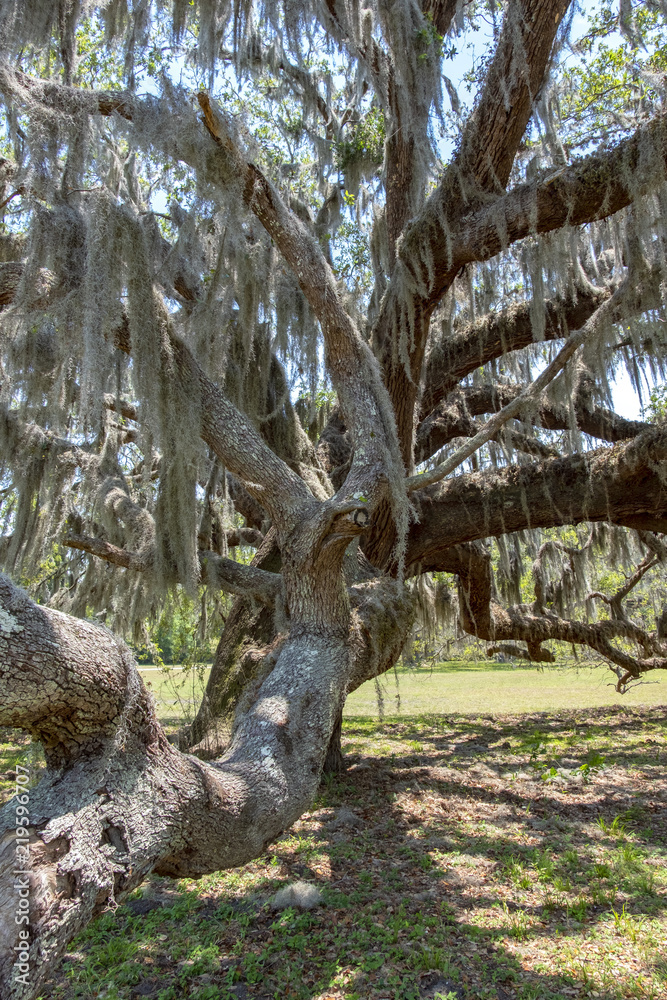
345 662 667 716
137 665 212 729
136 662 667 731
6 705 661 1000
2 677 666 1000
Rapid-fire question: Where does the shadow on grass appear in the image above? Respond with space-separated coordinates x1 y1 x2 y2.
35 707 666 1000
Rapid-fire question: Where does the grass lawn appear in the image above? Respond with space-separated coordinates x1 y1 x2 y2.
136 661 667 730
1 694 666 1000
347 662 667 716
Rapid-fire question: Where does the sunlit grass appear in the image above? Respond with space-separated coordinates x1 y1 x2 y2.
3 668 666 1000
20 705 664 1000
345 662 667 716
135 660 667 729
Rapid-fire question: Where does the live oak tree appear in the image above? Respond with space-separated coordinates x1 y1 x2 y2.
2 1 667 995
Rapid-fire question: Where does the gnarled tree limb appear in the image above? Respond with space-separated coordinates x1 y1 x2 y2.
0 572 350 998
420 283 612 418
407 428 667 571
416 382 652 463
407 283 628 492
373 0 572 463
62 534 281 603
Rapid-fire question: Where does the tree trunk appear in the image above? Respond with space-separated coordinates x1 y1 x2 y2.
322 708 345 774
175 596 278 756
185 546 416 760
0 496 364 999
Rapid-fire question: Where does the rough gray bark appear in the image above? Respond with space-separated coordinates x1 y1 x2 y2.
1 30 404 999
0 571 350 999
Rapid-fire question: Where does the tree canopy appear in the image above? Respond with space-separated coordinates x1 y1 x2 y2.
2 2 667 995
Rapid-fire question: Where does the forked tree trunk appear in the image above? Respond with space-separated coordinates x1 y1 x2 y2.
182 536 416 766
0 555 415 999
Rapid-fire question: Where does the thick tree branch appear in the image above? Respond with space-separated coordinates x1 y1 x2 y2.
420 283 612 417
486 643 556 664
385 39 667 333
456 1 572 194
0 574 350 999
489 602 667 682
102 394 138 421
0 575 148 760
320 361 648 483
407 284 627 492
416 382 652 463
227 473 268 530
373 0 571 464
383 0 459 262
62 534 149 572
407 428 667 572
199 550 281 603
421 256 663 434
451 110 667 274
423 541 667 687
62 534 280 604
196 350 317 522
223 527 264 548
